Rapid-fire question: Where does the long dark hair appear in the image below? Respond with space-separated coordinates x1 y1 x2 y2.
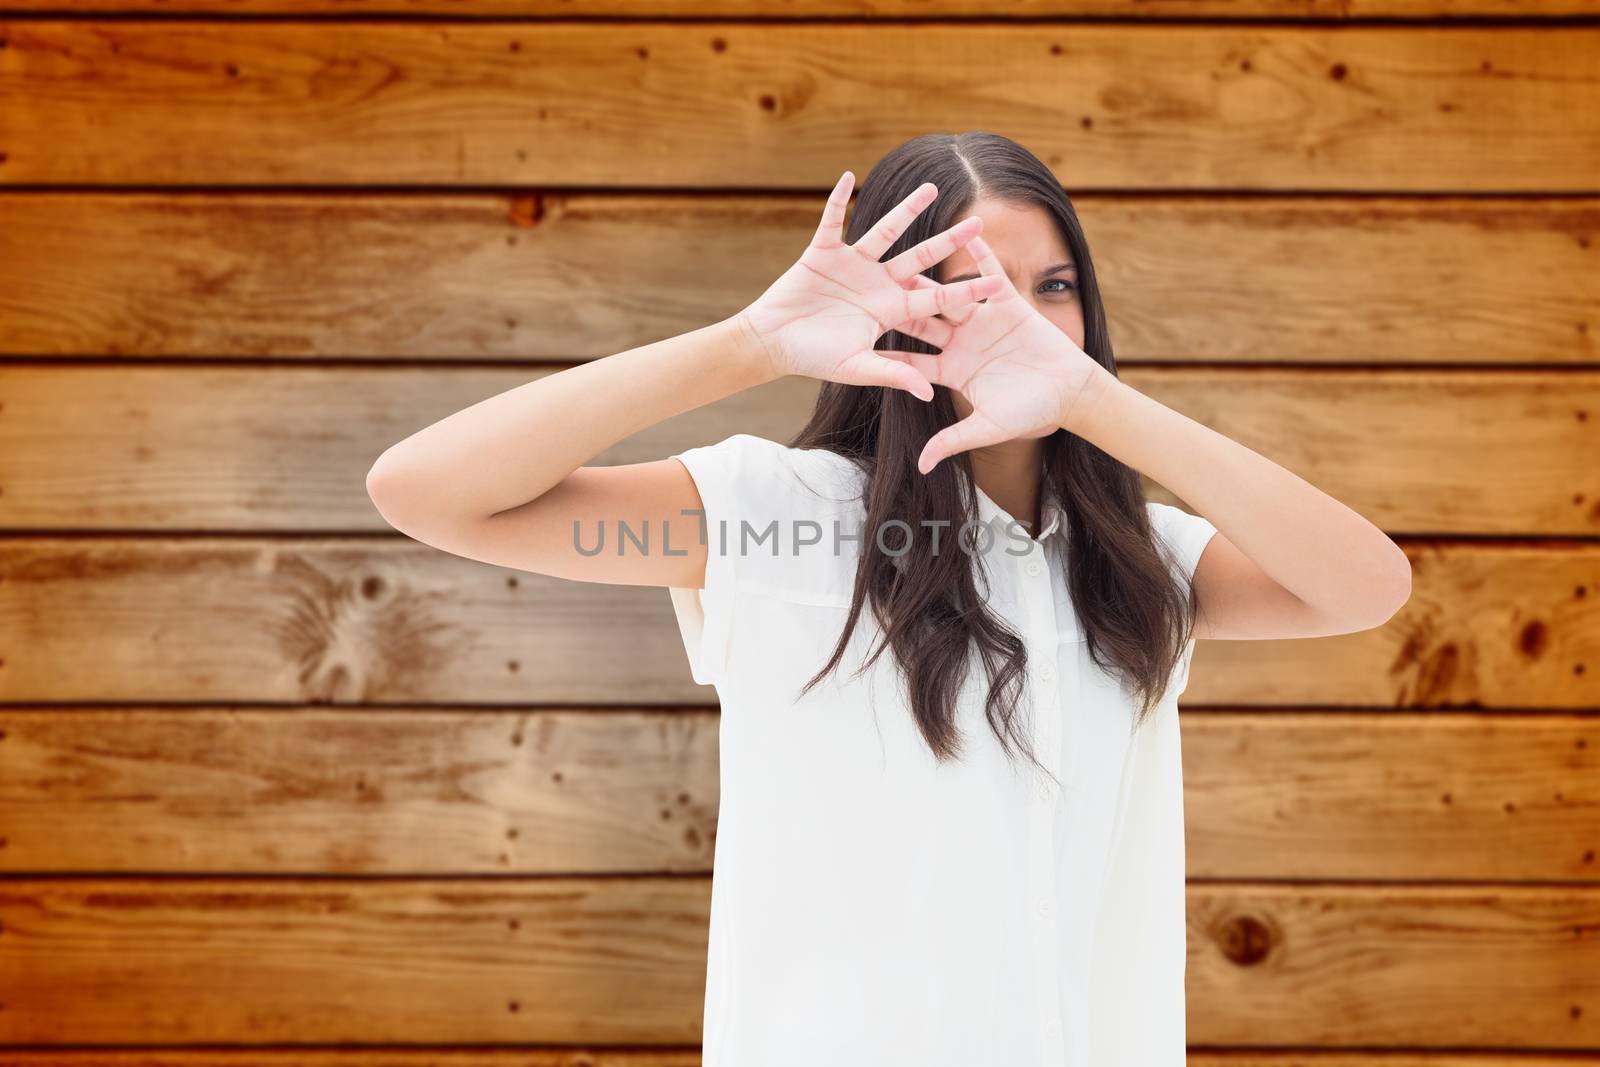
787 131 1200 780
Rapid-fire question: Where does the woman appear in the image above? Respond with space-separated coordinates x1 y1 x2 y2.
367 131 1411 1066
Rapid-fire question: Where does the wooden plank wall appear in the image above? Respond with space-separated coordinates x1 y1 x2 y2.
0 1 1598 1063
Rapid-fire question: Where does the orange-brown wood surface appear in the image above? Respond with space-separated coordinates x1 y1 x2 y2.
2 22 1597 190
1 879 1597 1046
1 193 1594 363
2 535 1598 706
1 709 1595 881
1 0 1596 1061
2 365 1597 531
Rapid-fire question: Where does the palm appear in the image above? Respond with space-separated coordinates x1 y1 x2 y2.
917 297 1074 437
889 234 1101 473
744 250 913 383
739 171 1004 399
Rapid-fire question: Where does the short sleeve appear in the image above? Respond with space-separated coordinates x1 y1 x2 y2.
667 436 747 686
665 433 854 687
1147 500 1218 700
1145 500 1218 587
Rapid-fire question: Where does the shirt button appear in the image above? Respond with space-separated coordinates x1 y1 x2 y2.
1025 559 1043 576
1038 662 1056 682
1037 899 1052 917
1036 780 1053 803
1045 1020 1062 1040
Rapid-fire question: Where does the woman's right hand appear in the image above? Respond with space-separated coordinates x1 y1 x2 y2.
735 170 1006 401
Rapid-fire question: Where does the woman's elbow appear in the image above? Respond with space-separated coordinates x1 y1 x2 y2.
365 451 425 532
1371 545 1414 626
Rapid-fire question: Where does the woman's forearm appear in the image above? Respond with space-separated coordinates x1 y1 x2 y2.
367 312 780 523
1063 370 1412 629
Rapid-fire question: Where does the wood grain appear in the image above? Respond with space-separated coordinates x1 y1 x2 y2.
0 707 725 875
0 0 1593 1058
0 877 713 1044
0 708 1595 881
1182 712 1600 882
0 878 1596 1046
0 536 1597 707
1 192 1594 364
0 22 1595 189
0 365 821 529
1 364 1595 533
1187 885 1600 1048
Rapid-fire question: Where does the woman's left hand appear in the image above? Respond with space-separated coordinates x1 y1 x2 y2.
889 234 1109 474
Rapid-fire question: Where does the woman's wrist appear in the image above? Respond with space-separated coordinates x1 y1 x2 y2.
723 308 787 388
1057 363 1123 438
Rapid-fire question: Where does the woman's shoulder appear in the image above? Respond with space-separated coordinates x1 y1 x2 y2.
1144 498 1219 581
679 433 868 515
670 433 867 608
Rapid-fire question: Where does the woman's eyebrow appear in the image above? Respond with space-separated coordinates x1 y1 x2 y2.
945 261 1077 283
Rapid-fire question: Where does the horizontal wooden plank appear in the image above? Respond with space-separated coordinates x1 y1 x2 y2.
0 365 821 529
4 0 1599 17
0 22 1595 190
0 877 711 1044
1 709 1595 881
0 879 1596 1045
2 192 1594 364
2 365 1596 534
1183 712 1600 882
0 536 703 705
0 708 723 875
1186 884 1600 1047
0 537 1597 707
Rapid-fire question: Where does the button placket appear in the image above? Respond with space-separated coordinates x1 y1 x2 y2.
1017 540 1067 1062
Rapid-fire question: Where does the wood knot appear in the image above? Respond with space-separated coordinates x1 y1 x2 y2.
1519 619 1548 659
1216 913 1274 966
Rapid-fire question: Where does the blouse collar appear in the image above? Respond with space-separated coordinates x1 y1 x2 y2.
959 462 1068 543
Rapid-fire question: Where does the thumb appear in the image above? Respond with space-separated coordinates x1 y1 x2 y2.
874 347 944 386
837 349 935 402
916 411 1009 475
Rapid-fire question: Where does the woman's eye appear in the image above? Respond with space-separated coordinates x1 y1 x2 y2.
1040 279 1076 295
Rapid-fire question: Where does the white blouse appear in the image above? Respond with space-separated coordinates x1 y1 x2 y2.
666 433 1218 1067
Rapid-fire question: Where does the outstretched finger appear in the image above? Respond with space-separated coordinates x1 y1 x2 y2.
838 349 935 402
961 235 1022 303
890 305 957 348
903 273 1006 322
917 411 1010 475
882 214 983 284
903 273 974 326
851 182 938 261
810 170 855 250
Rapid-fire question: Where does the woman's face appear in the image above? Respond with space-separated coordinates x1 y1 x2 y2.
929 196 1084 434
